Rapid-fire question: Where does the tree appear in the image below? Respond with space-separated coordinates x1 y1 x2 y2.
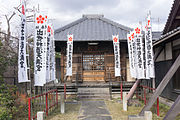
0 9 19 77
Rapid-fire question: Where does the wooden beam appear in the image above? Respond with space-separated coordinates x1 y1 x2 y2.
154 46 163 61
127 79 140 101
139 54 180 116
163 95 180 120
175 16 180 19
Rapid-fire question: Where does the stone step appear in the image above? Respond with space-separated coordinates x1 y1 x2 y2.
112 88 131 91
78 95 110 100
77 87 110 100
78 93 110 95
58 89 77 92
78 88 109 93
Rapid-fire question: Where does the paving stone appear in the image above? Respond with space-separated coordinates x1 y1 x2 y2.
78 101 112 120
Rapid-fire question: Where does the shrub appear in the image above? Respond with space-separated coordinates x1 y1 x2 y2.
0 77 17 119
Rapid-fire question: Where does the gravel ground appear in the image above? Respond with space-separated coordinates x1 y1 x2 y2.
48 103 80 120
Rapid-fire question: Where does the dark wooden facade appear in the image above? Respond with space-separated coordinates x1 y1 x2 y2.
154 35 180 101
56 41 128 83
153 0 180 101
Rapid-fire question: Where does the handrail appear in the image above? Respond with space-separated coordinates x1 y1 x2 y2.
136 85 159 116
28 89 58 120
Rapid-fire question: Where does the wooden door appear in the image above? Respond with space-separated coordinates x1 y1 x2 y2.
72 54 83 82
104 54 115 82
83 54 105 81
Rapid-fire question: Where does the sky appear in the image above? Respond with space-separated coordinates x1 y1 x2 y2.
0 0 174 36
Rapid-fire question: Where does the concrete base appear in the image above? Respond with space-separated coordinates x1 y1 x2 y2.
123 92 127 111
128 115 144 120
61 93 65 114
144 111 152 120
128 111 152 120
37 111 44 120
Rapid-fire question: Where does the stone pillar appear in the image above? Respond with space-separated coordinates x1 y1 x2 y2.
61 93 65 114
123 92 127 111
144 111 152 120
37 111 44 120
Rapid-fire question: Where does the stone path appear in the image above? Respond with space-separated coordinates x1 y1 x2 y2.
78 101 112 120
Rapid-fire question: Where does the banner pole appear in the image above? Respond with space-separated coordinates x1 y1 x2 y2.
152 78 155 92
24 0 33 117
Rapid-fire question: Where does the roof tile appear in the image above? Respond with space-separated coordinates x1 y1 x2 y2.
54 15 132 41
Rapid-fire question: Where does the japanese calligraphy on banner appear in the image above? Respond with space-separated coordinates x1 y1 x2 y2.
18 0 29 83
34 12 48 86
134 27 145 79
127 32 136 78
50 26 56 81
145 14 155 78
112 35 121 77
66 35 73 76
46 24 51 83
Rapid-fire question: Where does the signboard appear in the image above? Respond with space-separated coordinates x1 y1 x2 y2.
34 13 48 86
134 27 145 79
145 14 155 78
18 0 29 83
112 35 121 77
66 35 73 76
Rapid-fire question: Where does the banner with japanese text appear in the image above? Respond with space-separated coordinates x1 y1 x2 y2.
145 14 155 78
50 26 56 81
66 35 73 76
127 32 136 78
134 27 145 79
18 0 29 83
34 12 48 86
46 24 51 83
112 35 121 77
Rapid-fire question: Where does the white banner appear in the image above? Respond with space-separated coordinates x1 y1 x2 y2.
18 0 29 83
134 27 145 79
50 26 56 81
127 32 136 78
131 32 137 78
34 13 48 86
46 25 51 83
66 35 73 76
112 35 121 77
145 14 155 78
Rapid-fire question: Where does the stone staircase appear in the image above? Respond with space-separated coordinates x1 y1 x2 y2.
77 87 110 100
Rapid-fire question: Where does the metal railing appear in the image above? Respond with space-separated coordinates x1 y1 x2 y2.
136 85 159 116
28 89 58 120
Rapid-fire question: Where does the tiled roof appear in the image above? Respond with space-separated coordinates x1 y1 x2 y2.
153 26 180 46
163 0 180 34
54 14 132 41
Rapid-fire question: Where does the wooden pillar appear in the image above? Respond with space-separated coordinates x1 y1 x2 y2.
127 79 140 100
163 95 180 120
81 52 83 83
61 52 64 83
152 46 163 92
139 54 180 116
120 43 127 81
154 46 163 61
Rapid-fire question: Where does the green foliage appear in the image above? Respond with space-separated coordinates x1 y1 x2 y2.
0 77 17 120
